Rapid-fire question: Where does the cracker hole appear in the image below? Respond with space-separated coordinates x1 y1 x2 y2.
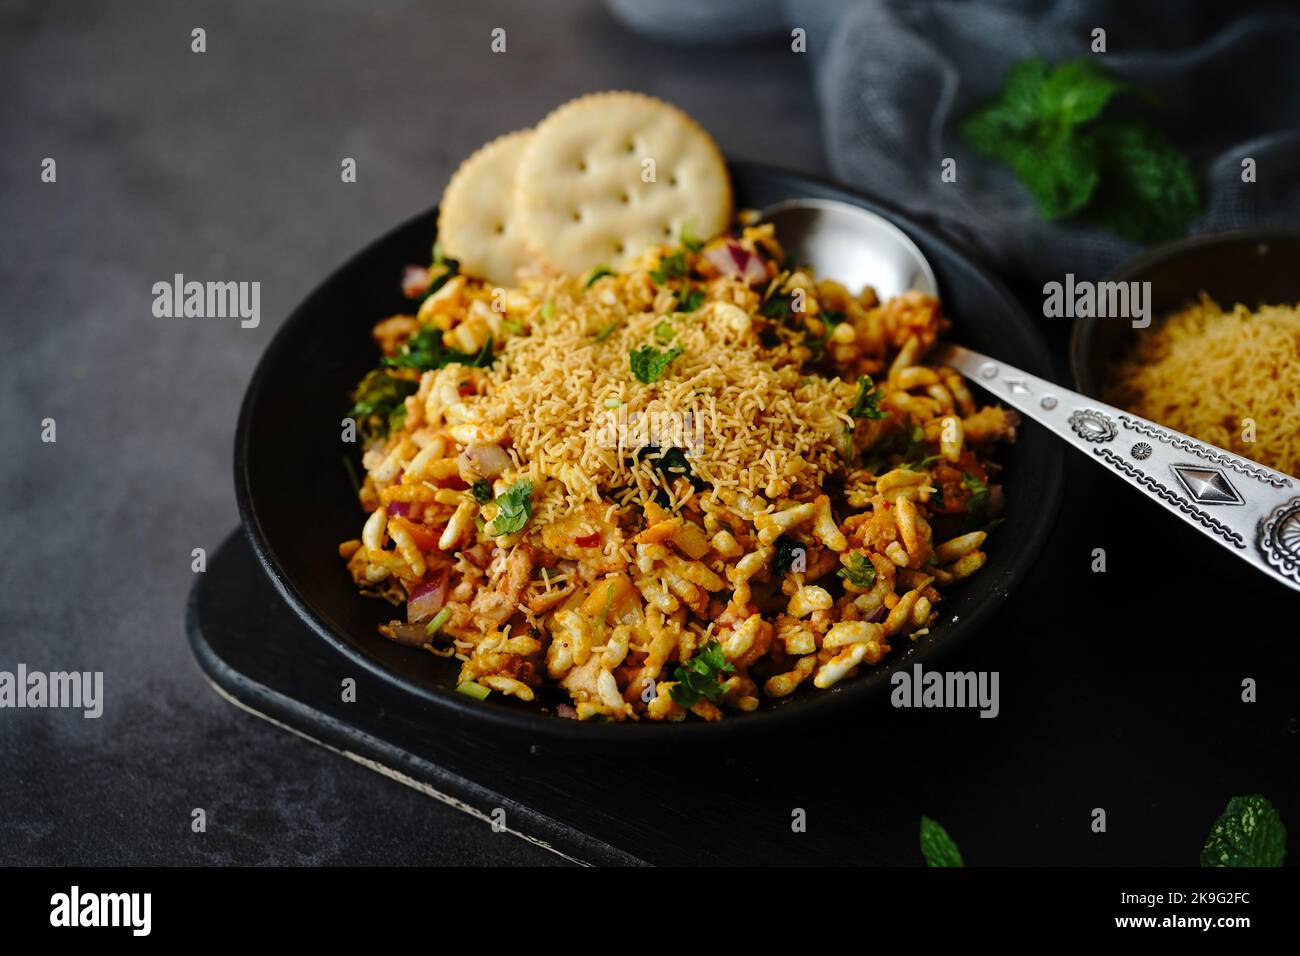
663 226 672 237
578 159 588 172
494 224 505 235
625 141 636 154
619 192 630 205
571 210 582 222
614 242 625 255
668 175 679 187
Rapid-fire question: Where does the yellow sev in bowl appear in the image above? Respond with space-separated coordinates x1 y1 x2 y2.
1104 295 1300 478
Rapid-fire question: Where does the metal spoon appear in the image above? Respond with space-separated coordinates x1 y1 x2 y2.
762 198 1300 593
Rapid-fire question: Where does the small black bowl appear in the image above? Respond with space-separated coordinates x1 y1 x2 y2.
234 162 1064 741
1070 230 1300 398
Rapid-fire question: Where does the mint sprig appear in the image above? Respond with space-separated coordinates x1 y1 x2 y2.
961 57 1199 242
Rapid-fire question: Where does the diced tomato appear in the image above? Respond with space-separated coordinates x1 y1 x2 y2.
390 516 440 551
574 532 602 548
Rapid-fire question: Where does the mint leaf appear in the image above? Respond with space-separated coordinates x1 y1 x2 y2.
1087 120 1200 243
960 57 1199 238
669 640 734 708
920 816 964 867
1201 795 1287 867
629 344 682 384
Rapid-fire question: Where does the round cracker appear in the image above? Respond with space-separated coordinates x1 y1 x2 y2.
514 92 731 274
437 129 536 287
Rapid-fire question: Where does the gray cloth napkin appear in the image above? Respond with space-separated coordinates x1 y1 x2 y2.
608 0 1300 283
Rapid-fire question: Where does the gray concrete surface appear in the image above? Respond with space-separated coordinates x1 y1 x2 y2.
0 0 824 864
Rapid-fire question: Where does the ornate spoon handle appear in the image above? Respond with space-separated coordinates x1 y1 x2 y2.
933 343 1300 594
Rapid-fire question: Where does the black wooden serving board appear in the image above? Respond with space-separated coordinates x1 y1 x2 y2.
188 457 1300 868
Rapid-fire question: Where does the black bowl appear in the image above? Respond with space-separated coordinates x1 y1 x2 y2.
1070 230 1300 397
234 162 1064 741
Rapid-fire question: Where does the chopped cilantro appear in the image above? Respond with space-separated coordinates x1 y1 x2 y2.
669 640 734 708
632 445 703 490
594 320 621 342
629 344 682 384
653 320 676 343
837 552 877 589
382 326 494 372
471 480 493 504
849 375 888 420
540 302 556 320
963 471 990 529
773 535 807 576
347 369 418 441
489 479 534 536
680 224 704 253
649 250 688 284
675 287 706 313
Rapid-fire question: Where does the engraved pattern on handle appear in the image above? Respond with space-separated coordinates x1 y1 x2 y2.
933 343 1300 594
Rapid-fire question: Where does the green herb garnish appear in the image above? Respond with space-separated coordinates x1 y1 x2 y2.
773 535 806 576
680 224 704 253
584 266 614 288
629 344 682 384
347 369 418 441
653 320 676 343
423 244 460 299
837 552 877 589
471 479 493 504
425 607 453 636
920 816 964 867
675 287 706 313
1201 795 1287 867
456 681 490 701
960 57 1199 242
849 375 888 420
594 320 621 342
963 471 990 529
382 326 494 373
489 479 534 536
649 250 688 284
669 640 734 708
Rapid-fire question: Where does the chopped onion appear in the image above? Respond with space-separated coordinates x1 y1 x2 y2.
407 566 449 622
866 605 888 624
456 681 490 701
402 266 430 298
704 241 767 287
458 442 511 481
386 501 412 517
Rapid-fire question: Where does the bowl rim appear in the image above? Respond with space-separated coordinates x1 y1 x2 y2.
1069 227 1300 397
233 159 1065 742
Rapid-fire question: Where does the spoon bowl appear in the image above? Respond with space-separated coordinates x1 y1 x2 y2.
760 198 938 299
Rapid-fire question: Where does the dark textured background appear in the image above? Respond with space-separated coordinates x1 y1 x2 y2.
0 0 822 864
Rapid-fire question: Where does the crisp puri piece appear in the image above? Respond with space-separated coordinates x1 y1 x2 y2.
437 129 536 287
339 223 1018 722
513 92 732 274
